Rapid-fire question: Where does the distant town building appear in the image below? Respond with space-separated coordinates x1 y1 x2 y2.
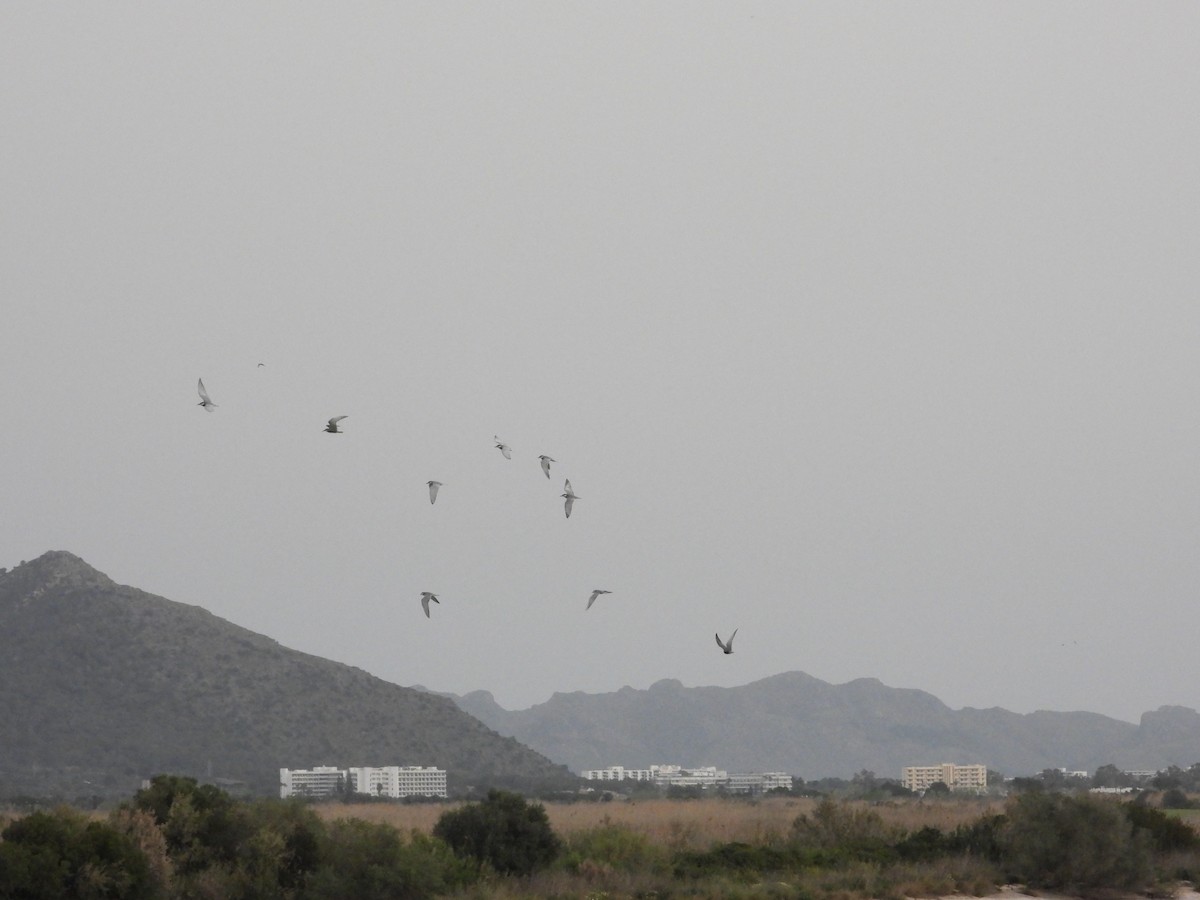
726 772 794 795
581 765 654 782
348 766 448 799
280 766 347 798
582 764 791 794
902 763 988 793
280 765 447 799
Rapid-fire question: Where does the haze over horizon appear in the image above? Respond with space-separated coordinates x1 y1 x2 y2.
3 4 1198 725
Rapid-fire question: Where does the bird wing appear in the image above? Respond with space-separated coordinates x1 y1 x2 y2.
728 629 738 647
500 445 512 459
563 479 573 495
540 457 552 477
328 416 347 427
587 591 598 610
564 496 574 518
197 378 211 402
421 596 431 617
428 482 440 504
715 633 727 651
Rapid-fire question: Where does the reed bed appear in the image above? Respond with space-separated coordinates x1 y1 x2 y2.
315 795 1007 850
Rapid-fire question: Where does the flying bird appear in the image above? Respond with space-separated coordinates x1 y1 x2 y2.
538 455 556 479
586 589 611 610
257 362 265 368
196 378 217 411
561 479 580 518
494 436 512 459
427 481 442 504
420 592 440 618
715 629 738 654
324 416 347 433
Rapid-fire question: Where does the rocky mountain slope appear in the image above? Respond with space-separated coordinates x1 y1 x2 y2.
0 552 575 800
439 673 1200 779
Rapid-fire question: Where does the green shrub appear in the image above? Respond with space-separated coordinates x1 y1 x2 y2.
433 789 561 876
0 807 157 899
562 823 666 874
1125 803 1200 852
997 792 1152 892
303 819 473 900
790 798 897 861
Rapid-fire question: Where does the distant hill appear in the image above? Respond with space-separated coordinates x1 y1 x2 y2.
0 552 575 801
434 674 1200 779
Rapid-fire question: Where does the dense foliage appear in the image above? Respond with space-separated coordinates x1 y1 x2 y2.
431 789 560 875
2 778 1200 899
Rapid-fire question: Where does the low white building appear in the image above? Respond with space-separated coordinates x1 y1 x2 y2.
280 766 347 798
901 763 988 793
727 772 794 794
280 765 447 799
348 766 448 799
581 765 654 782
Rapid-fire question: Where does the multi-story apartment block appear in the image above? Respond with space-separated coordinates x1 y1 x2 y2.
583 764 792 794
901 763 988 793
280 765 447 799
280 766 347 798
348 766 448 799
726 772 794 794
581 765 654 782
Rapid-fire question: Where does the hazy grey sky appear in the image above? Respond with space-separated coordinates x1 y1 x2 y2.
3 3 1198 723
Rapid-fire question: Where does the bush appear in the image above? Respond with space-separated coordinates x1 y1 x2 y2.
0 807 158 899
433 789 561 876
1125 803 1200 852
304 819 474 900
997 793 1152 892
563 823 666 874
791 798 897 858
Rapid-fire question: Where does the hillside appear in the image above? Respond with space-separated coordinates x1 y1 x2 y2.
440 674 1200 779
0 552 575 800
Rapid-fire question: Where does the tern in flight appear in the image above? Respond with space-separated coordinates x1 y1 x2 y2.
494 436 512 459
586 589 611 610
197 379 217 412
715 630 738 654
561 479 580 518
427 481 442 504
324 416 347 433
420 592 440 618
538 455 556 478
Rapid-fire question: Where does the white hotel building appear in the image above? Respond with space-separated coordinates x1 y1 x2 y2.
280 765 447 799
901 763 988 793
582 764 792 794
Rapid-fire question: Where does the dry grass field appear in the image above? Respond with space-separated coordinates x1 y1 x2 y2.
314 795 1007 850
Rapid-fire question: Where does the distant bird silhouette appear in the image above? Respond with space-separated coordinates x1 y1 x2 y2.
324 416 347 433
427 481 442 504
562 479 580 518
494 436 512 459
586 589 611 610
257 362 265 367
538 455 556 478
197 378 217 411
420 592 440 618
715 629 738 654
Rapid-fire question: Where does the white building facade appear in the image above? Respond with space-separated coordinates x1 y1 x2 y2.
348 766 448 799
280 766 347 799
901 763 988 793
280 765 447 799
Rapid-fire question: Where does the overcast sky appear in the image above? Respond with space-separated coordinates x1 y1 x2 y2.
3 3 1198 724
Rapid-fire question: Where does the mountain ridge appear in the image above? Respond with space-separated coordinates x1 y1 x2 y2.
0 551 575 800
429 670 1200 779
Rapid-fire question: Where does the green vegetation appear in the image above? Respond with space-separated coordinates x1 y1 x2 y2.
3 777 1200 898
432 789 560 876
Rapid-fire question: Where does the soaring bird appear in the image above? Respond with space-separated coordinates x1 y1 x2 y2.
324 416 348 433
197 378 217 411
420 592 440 618
715 630 738 654
586 589 611 610
561 479 580 518
538 455 556 478
427 481 442 504
494 436 512 459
